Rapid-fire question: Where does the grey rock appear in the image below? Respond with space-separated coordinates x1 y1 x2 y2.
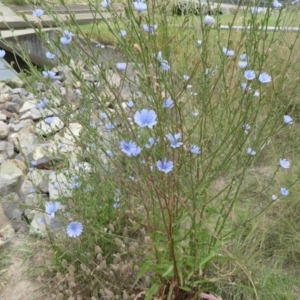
24 194 39 215
48 171 72 200
0 109 12 119
20 178 35 197
0 224 15 248
0 121 9 140
0 112 7 122
29 211 49 237
0 83 12 94
35 117 64 136
0 161 25 197
0 141 14 164
11 88 28 96
19 100 39 116
9 119 34 133
5 101 20 113
0 121 9 139
1 193 23 226
0 93 12 104
8 123 40 155
64 89 80 109
32 82 46 92
7 77 24 88
29 208 64 238
27 145 52 169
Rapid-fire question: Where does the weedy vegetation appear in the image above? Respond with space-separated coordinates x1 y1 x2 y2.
2 0 300 299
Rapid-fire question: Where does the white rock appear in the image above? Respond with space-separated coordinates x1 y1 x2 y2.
0 121 9 139
19 100 38 115
35 117 65 136
8 123 40 155
0 160 25 197
0 112 7 121
0 224 15 248
48 171 72 200
0 93 12 103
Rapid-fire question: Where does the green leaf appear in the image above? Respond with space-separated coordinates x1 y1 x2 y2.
162 265 174 278
199 250 216 268
145 283 160 300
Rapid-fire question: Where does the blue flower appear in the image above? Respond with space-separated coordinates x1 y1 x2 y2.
204 15 215 25
42 70 56 79
96 43 105 48
283 115 293 124
0 49 6 59
100 112 108 119
116 62 127 71
105 122 115 130
93 81 101 88
133 0 147 11
36 98 49 109
259 72 272 83
129 176 135 181
251 7 263 13
44 117 54 124
59 143 65 149
279 158 290 169
238 61 247 69
101 0 111 8
54 182 60 189
190 145 201 154
161 60 170 71
163 98 174 108
240 54 247 61
61 30 74 45
242 123 251 131
67 222 83 238
281 187 289 196
127 100 134 108
31 160 37 166
273 0 282 8
32 8 43 17
142 24 157 34
241 83 248 90
134 109 157 128
183 75 190 81
29 188 36 194
271 195 278 201
120 29 127 37
83 186 92 193
72 175 79 181
157 51 170 71
120 141 142 156
106 150 114 157
222 47 235 57
145 137 156 148
45 201 61 219
157 158 173 173
166 133 183 148
247 148 256 156
130 145 142 156
244 70 256 80
46 52 55 59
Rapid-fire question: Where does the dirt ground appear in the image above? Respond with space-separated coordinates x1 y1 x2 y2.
0 226 54 300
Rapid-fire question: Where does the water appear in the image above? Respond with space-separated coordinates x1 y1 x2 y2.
0 59 18 81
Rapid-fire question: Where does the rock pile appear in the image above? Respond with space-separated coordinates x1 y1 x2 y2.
0 62 137 246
